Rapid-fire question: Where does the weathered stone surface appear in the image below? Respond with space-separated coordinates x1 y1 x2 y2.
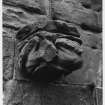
95 88 102 105
4 80 94 105
14 18 102 85
3 0 49 31
78 0 102 11
96 56 102 87
3 36 14 57
3 36 14 88
3 36 14 94
81 32 102 50
16 28 83 82
3 4 48 29
52 0 102 32
3 57 13 81
3 0 44 14
3 0 102 105
44 20 82 38
66 48 101 85
4 80 41 105
3 27 17 37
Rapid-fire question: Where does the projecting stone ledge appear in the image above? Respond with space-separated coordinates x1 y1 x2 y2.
4 79 95 105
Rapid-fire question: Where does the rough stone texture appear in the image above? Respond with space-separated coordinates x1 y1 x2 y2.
95 88 102 105
3 0 48 31
52 0 102 33
15 21 83 82
3 36 14 57
78 0 102 11
4 80 94 105
66 48 102 85
3 0 102 105
3 36 14 86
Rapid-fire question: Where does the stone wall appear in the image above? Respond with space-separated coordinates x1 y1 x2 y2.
3 0 102 105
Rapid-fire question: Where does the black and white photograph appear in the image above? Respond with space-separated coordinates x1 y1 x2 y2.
2 0 102 105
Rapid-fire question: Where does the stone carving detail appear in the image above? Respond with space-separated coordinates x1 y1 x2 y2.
16 20 83 82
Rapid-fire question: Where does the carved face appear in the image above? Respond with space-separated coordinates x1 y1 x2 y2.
16 20 83 82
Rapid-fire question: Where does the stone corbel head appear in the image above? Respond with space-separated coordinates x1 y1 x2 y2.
16 20 83 82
